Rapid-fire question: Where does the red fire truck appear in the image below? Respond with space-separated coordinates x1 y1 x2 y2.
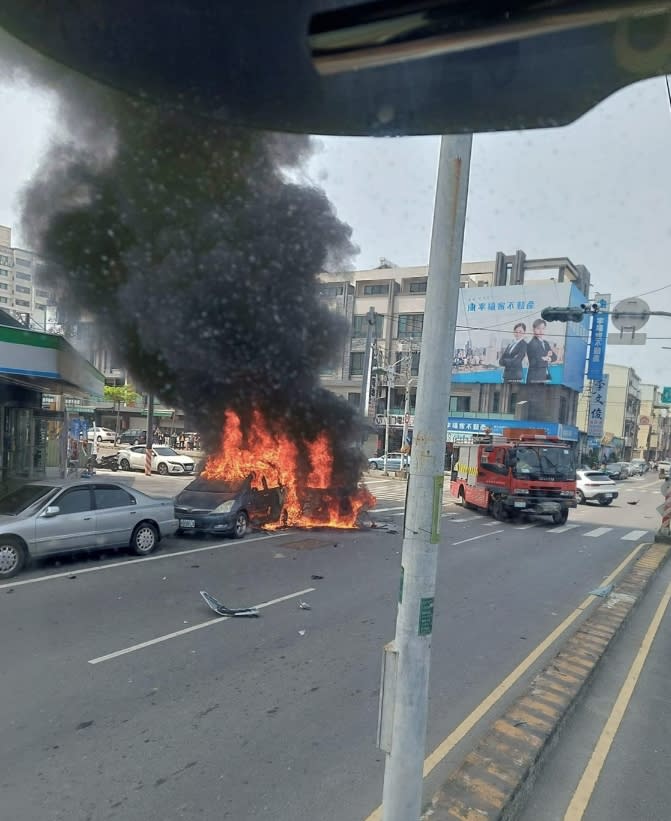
449 429 577 525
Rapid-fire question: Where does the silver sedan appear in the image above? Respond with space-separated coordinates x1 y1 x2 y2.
0 479 178 579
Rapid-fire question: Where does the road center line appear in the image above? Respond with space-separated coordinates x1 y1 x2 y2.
564 578 671 820
452 531 504 545
88 587 316 664
362 541 648 821
373 506 405 513
0 531 286 591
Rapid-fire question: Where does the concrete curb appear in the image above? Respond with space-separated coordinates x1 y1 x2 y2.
423 541 671 821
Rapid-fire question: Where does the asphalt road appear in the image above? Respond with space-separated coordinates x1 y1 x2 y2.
0 470 664 821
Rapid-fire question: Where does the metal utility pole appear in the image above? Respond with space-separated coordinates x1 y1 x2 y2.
379 134 472 821
359 306 378 421
383 366 394 473
145 393 154 476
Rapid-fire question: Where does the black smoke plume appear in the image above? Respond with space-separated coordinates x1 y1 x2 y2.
2 29 366 483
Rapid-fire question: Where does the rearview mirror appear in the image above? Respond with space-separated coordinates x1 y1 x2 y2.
43 505 60 518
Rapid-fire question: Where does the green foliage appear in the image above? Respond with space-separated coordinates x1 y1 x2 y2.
103 384 138 406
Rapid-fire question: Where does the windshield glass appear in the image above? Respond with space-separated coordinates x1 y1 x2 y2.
512 446 575 481
154 447 177 456
0 484 56 515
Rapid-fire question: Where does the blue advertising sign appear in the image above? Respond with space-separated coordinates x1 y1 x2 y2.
586 297 610 381
446 416 579 442
453 281 589 392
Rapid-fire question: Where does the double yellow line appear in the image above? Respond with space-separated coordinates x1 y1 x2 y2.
364 542 647 821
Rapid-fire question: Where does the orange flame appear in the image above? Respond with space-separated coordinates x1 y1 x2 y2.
202 409 375 529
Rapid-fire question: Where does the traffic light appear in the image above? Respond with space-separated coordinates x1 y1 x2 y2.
540 306 587 323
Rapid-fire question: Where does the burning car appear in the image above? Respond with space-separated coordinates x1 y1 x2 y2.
175 410 376 536
174 473 285 538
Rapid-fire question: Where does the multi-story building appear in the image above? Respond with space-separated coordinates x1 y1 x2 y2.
578 362 641 461
0 225 51 330
319 250 592 451
635 384 671 461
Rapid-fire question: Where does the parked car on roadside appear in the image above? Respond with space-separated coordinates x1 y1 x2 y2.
657 460 671 478
576 470 619 506
87 426 117 444
368 452 410 471
629 459 647 476
604 462 628 480
174 473 286 537
118 445 195 475
116 428 147 445
0 479 177 578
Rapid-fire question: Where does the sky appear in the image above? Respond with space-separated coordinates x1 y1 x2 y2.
0 69 670 386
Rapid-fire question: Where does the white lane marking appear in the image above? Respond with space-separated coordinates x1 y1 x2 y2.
584 527 613 538
451 517 479 523
621 530 649 541
0 532 285 591
514 524 536 530
483 521 501 527
548 524 580 534
88 587 315 664
373 506 406 513
452 530 504 545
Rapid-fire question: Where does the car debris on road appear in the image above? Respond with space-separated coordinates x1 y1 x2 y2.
200 590 259 617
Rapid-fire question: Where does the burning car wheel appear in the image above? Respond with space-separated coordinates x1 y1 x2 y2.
233 511 248 539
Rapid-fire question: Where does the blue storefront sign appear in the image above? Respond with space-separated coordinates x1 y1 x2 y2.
586 309 609 381
446 416 579 442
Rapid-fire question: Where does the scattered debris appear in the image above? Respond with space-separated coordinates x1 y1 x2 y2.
68 575 77 580
6 589 13 594
311 574 324 580
298 630 306 636
298 601 311 610
589 584 614 598
191 564 200 568
200 590 259 618
273 552 287 559
627 500 639 505
387 529 399 535
76 720 95 731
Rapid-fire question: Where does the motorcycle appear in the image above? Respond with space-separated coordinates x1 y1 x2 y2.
86 453 119 472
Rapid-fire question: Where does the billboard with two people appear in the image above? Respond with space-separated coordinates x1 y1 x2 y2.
452 282 589 392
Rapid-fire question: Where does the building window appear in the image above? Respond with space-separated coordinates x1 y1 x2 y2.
0 297 8 304
15 285 31 294
349 352 365 377
0 268 9 277
398 313 424 338
410 351 420 376
36 289 49 298
15 257 32 268
15 299 30 307
35 303 46 311
15 272 32 281
559 396 568 423
408 279 427 294
0 255 9 266
449 396 471 413
347 392 360 406
0 283 7 290
320 285 344 297
509 392 518 413
492 391 501 413
352 313 384 338
362 283 389 295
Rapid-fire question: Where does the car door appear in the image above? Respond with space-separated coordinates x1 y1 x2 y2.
93 484 139 547
33 486 96 555
129 446 146 470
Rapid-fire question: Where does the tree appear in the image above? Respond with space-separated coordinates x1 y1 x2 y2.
103 385 139 439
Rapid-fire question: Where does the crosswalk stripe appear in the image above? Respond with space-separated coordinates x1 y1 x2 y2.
548 523 580 534
452 517 479 523
584 527 613 538
621 530 649 541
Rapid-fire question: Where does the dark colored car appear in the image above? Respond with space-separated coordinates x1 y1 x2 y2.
174 474 285 538
605 462 628 480
116 428 147 445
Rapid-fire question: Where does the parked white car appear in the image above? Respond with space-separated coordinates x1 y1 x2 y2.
118 445 195 476
576 470 619 506
87 426 117 444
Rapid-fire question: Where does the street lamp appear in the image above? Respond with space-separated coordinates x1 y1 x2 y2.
374 356 406 474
